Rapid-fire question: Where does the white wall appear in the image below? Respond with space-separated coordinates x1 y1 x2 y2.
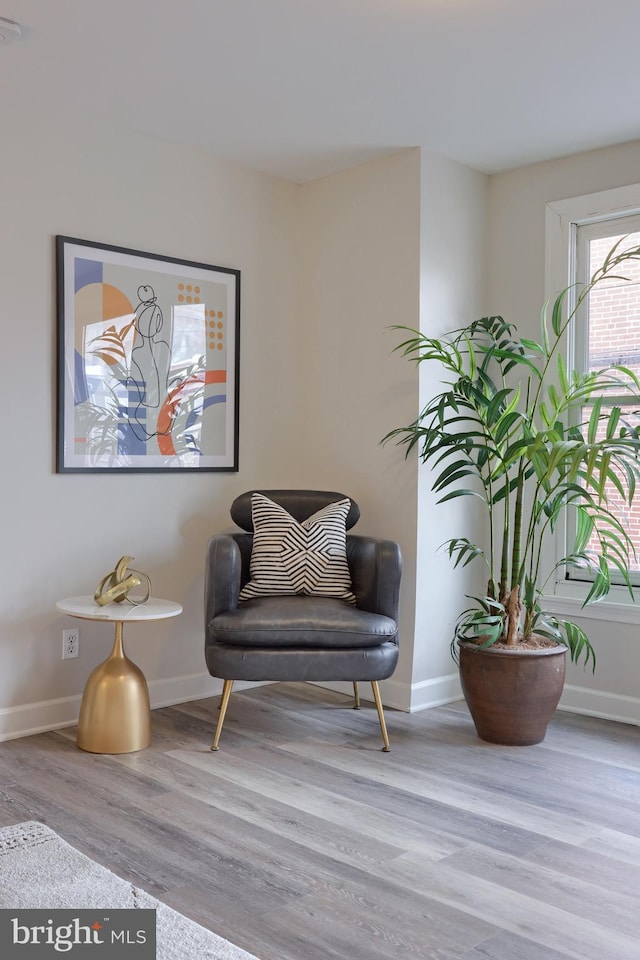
1 103 434 735
487 139 640 725
297 149 490 712
22 89 629 736
0 98 300 738
411 152 489 706
297 149 422 705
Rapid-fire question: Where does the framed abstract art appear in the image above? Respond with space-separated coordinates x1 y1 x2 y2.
56 237 240 472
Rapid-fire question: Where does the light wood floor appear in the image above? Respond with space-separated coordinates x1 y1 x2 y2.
1 682 639 960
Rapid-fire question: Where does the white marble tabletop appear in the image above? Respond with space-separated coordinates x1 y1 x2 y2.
56 596 183 622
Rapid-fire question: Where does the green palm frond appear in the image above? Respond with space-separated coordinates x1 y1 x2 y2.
385 242 640 668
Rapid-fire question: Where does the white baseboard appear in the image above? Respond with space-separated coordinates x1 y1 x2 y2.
3 672 636 743
310 673 463 713
315 674 640 726
0 673 267 744
0 695 82 743
407 673 463 712
308 678 412 711
147 673 228 709
559 683 640 727
404 674 640 727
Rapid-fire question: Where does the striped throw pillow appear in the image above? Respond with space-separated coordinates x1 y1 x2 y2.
238 494 356 603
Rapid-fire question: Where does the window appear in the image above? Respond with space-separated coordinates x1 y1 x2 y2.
570 217 640 581
546 187 640 599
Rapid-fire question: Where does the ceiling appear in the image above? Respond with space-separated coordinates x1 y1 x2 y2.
3 0 640 182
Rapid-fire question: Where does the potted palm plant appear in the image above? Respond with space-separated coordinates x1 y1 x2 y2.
385 241 640 744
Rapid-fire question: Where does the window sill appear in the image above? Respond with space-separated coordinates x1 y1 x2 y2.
543 586 640 626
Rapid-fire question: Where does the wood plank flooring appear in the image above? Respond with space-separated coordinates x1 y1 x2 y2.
1 682 639 959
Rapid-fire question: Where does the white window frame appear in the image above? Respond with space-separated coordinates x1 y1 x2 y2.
544 183 640 623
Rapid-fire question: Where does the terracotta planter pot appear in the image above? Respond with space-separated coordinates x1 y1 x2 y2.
458 641 568 746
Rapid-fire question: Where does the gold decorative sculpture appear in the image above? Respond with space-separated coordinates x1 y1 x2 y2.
94 556 151 606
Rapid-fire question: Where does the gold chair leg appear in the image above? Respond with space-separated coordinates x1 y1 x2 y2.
211 680 234 751
371 680 391 752
353 681 361 709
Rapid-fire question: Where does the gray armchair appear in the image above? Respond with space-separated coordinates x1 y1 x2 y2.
204 490 401 751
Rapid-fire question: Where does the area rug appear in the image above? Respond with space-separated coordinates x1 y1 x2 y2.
0 821 259 960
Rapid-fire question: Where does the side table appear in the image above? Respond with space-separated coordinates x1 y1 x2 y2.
56 596 182 754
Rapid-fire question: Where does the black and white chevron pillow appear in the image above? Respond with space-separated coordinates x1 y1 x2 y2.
238 494 356 603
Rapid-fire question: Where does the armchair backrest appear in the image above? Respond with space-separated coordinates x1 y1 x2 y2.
230 489 361 531
205 489 401 621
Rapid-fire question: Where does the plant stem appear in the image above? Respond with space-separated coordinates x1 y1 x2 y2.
505 585 522 646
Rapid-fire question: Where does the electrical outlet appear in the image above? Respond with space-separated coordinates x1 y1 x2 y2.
62 628 79 659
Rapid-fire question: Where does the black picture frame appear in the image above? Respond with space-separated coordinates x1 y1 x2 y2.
56 236 240 473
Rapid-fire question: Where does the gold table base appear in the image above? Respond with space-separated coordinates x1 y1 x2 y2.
77 621 151 754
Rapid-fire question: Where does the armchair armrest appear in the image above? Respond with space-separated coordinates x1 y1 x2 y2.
347 535 402 622
205 535 242 626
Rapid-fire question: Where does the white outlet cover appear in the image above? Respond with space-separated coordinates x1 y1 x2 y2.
62 629 79 659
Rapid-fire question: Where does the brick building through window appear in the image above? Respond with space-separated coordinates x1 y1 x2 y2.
573 220 640 576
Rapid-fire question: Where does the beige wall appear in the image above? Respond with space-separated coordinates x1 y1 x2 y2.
0 100 301 736
7 94 633 736
298 150 422 700
297 149 489 709
1 103 433 735
487 141 640 330
413 152 489 699
487 139 640 723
